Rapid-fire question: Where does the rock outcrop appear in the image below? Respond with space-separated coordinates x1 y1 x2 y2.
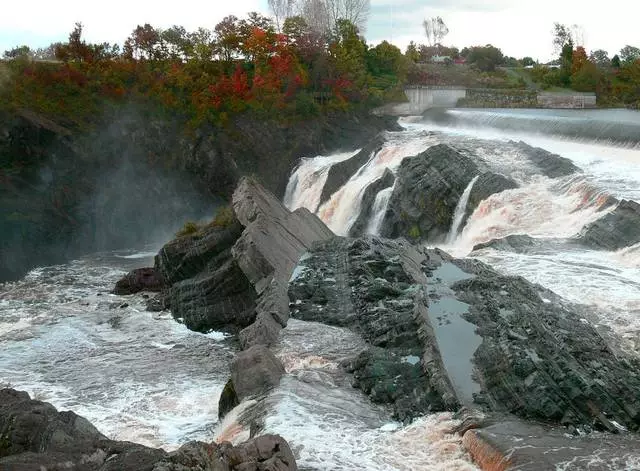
0 388 298 471
462 418 640 471
348 168 395 237
578 199 640 251
288 236 640 431
379 144 518 242
113 267 165 295
320 134 386 206
218 346 286 419
513 141 580 178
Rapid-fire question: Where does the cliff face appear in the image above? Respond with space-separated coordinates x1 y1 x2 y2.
0 106 394 281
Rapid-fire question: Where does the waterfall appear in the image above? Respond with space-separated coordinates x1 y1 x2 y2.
283 150 360 213
366 187 393 235
446 176 480 244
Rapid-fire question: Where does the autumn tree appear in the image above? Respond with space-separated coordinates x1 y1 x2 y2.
325 0 371 33
124 24 162 60
214 16 243 62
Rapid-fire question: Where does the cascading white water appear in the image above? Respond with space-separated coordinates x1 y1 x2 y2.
450 175 614 255
284 150 360 213
366 186 394 235
300 132 437 235
446 175 479 244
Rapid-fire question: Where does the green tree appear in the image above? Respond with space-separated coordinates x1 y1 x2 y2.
589 49 609 68
611 54 621 68
3 45 31 59
405 41 420 63
571 60 600 92
620 45 640 64
520 57 535 67
465 45 504 72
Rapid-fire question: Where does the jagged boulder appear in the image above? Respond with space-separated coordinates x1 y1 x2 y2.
218 346 286 419
0 389 298 471
113 267 165 295
379 144 517 242
348 168 395 237
578 199 640 251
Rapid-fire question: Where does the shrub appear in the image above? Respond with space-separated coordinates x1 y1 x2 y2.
176 220 200 237
209 205 236 228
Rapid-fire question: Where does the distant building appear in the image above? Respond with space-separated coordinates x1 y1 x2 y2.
430 55 451 63
453 57 466 65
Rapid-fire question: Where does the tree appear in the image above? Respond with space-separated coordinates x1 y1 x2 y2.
571 60 600 92
521 57 535 67
405 41 420 63
161 25 193 60
423 17 448 48
552 23 572 54
466 45 504 72
620 45 640 64
572 46 588 74
611 54 621 68
3 45 31 59
298 0 329 34
124 24 162 60
589 49 609 68
326 0 371 33
214 16 243 62
268 0 297 31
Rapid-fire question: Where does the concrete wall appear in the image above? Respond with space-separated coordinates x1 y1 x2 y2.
537 93 597 109
459 89 538 108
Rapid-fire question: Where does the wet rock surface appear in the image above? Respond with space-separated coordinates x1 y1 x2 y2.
348 168 395 237
289 237 452 420
462 418 640 470
113 267 165 295
144 177 333 338
513 141 581 178
218 346 286 419
288 236 640 432
320 134 386 206
579 199 640 251
0 388 298 471
379 144 518 242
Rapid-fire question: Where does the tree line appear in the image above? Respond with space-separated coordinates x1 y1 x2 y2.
1 3 415 128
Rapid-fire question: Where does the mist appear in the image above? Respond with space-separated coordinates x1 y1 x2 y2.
0 103 222 282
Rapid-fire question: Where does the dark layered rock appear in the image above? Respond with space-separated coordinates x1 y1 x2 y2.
320 133 386 205
289 237 449 421
113 267 165 295
348 168 395 237
472 234 571 254
154 214 257 332
219 346 286 419
0 388 298 471
426 248 640 432
288 236 640 431
513 141 581 178
379 144 517 242
578 200 640 251
231 178 334 347
462 418 640 471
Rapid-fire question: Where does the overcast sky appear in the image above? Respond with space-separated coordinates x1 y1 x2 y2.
1 0 638 62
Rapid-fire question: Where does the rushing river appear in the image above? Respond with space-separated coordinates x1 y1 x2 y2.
2 108 640 470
